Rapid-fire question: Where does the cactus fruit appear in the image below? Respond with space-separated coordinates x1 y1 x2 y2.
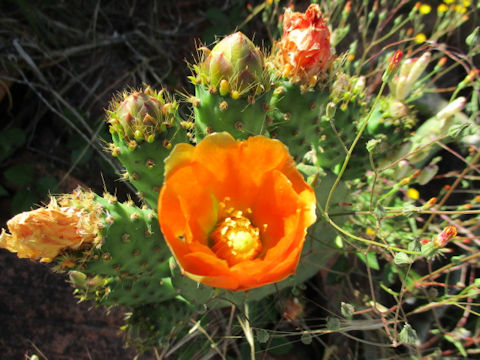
107 87 189 209
190 32 271 141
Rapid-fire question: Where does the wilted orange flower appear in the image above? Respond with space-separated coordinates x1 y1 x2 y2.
433 225 457 248
0 195 99 262
275 4 331 84
157 132 317 291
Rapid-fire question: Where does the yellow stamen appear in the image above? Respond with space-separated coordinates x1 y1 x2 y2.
210 211 262 266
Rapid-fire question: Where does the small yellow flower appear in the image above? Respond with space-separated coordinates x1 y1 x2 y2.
419 4 431 14
407 188 420 200
443 0 454 4
462 0 471 7
455 4 467 13
366 228 376 237
414 33 427 44
437 4 448 12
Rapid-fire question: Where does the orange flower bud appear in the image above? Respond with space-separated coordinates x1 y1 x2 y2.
424 197 437 208
383 50 403 82
274 4 331 84
420 238 430 245
344 1 352 13
158 132 317 291
433 225 458 248
389 50 404 71
437 56 447 67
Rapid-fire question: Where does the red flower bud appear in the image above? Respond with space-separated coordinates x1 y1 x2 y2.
274 4 331 84
433 225 458 248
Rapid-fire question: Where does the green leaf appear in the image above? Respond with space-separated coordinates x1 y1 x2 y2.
398 323 418 345
326 255 349 285
300 331 312 345
445 335 468 358
256 329 269 344
341 302 355 320
465 26 479 47
403 204 419 218
394 252 413 265
266 335 293 356
416 164 438 185
11 188 38 214
421 242 439 259
381 263 398 285
356 252 380 270
451 255 464 264
0 127 26 163
366 138 382 153
4 164 35 186
374 203 386 219
326 317 341 331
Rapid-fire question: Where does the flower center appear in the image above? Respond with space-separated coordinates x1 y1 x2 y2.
210 211 262 266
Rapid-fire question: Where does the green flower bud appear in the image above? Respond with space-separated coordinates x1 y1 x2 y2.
107 87 178 141
197 32 265 94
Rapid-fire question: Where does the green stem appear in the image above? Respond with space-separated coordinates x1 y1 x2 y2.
321 210 421 256
325 81 387 214
238 302 255 360
420 151 480 235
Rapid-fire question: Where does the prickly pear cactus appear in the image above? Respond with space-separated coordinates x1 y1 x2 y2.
49 189 176 306
123 300 196 355
2 2 473 358
268 69 372 179
190 32 271 141
106 87 190 209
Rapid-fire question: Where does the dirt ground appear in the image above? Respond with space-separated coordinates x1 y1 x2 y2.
0 249 146 359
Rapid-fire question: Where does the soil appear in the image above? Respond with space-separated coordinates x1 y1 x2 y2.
0 250 144 359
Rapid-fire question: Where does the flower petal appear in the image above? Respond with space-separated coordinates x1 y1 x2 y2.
158 133 317 291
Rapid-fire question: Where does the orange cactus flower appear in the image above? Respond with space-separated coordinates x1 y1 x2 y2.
157 132 317 291
275 4 331 84
0 194 100 262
